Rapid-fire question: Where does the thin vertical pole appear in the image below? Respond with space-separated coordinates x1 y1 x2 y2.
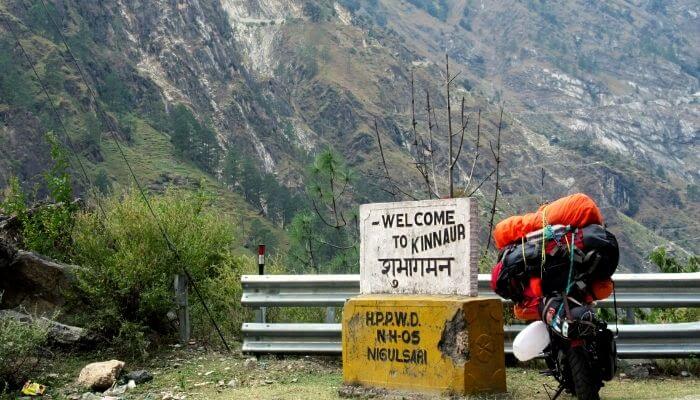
174 274 190 343
257 245 266 323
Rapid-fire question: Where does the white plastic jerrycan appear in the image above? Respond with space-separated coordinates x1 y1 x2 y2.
512 321 550 361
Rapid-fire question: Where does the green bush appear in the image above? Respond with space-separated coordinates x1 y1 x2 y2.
0 314 50 391
1 133 76 261
637 248 699 324
70 187 251 355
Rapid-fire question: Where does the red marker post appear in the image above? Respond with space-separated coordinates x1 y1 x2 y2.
258 244 265 275
257 244 266 324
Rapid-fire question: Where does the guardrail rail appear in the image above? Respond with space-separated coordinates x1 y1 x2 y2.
241 273 700 358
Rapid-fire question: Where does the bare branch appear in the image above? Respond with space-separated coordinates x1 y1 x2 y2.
311 198 346 229
465 108 481 192
450 96 469 170
314 237 358 250
467 168 495 197
485 105 505 254
426 90 438 198
411 70 418 146
446 54 454 198
373 118 396 200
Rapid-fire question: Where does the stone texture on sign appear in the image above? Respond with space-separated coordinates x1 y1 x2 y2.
359 198 478 296
342 295 506 395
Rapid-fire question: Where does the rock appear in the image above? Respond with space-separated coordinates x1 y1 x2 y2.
0 309 93 345
0 240 79 314
243 357 257 369
627 364 651 379
77 360 125 391
124 370 153 384
227 379 238 388
681 370 691 377
127 379 136 389
106 384 128 395
79 393 101 400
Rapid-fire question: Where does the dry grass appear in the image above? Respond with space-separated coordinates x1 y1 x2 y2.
26 345 700 400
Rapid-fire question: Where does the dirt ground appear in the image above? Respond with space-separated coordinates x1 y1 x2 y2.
18 344 700 400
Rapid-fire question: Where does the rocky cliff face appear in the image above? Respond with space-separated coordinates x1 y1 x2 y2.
0 0 697 269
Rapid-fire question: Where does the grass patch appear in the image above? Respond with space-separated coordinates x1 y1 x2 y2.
14 346 700 400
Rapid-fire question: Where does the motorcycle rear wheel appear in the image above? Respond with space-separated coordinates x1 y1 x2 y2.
568 346 601 400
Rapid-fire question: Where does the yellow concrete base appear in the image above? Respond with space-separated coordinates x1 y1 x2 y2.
342 295 506 395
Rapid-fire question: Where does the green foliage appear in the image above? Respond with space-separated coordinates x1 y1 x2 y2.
285 149 358 274
0 39 36 109
112 321 150 361
638 248 699 324
0 134 76 261
70 188 249 354
100 71 133 113
78 112 103 157
649 247 699 273
223 147 302 226
94 168 112 195
170 104 221 173
308 148 353 226
0 314 49 390
246 219 279 252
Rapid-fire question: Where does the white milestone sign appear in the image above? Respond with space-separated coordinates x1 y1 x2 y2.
359 198 479 296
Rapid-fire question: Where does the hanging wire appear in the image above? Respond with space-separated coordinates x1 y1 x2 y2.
36 0 230 351
2 15 107 219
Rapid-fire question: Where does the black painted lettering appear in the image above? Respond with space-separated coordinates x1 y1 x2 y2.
414 212 423 226
385 312 393 326
411 330 420 344
388 329 397 342
366 312 374 326
434 211 444 225
410 312 419 326
395 311 407 326
432 231 441 247
382 214 394 228
446 210 455 225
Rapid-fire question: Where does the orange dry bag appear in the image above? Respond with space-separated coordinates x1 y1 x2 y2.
493 193 603 249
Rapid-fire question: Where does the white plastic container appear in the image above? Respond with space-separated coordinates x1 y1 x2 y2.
512 321 550 361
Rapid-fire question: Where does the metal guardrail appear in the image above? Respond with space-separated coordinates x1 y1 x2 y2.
241 322 700 358
241 273 700 307
241 273 700 358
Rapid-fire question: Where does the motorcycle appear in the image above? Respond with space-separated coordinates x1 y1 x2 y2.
538 294 617 400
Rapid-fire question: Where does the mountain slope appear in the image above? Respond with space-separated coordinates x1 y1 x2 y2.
0 0 697 271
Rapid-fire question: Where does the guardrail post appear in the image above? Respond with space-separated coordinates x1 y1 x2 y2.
325 307 336 323
174 273 190 343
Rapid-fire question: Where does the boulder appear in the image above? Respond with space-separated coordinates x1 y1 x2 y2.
77 360 125 391
0 239 79 314
0 310 94 345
